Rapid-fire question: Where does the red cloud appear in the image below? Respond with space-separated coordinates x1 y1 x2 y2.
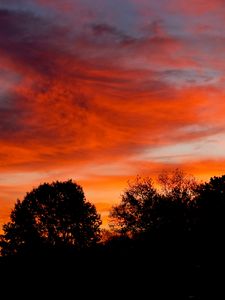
1 1 225 228
168 0 225 14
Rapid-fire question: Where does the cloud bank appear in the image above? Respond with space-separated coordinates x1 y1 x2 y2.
1 0 225 225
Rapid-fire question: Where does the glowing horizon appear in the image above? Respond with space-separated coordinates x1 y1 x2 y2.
1 0 225 227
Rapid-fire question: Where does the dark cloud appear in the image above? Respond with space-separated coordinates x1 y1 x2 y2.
0 8 69 76
0 100 26 141
0 2 223 168
1 0 225 230
91 23 135 45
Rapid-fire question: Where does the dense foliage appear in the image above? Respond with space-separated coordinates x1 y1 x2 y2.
0 180 101 256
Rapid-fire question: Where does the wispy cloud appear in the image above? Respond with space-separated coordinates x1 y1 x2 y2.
1 0 225 226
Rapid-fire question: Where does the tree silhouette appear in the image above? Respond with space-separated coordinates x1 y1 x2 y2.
110 170 197 239
158 168 197 202
0 180 101 256
193 175 225 247
110 176 159 237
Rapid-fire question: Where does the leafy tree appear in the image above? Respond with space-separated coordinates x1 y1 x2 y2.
157 169 197 238
110 170 197 238
110 176 159 236
193 175 225 241
0 180 101 256
158 168 197 202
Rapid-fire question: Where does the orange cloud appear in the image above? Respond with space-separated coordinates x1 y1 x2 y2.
1 1 225 228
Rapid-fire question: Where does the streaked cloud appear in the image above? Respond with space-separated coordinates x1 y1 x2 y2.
1 0 225 227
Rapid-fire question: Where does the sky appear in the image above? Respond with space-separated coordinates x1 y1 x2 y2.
1 0 225 227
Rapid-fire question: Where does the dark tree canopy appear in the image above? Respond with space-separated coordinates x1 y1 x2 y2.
158 168 197 202
110 176 159 236
110 170 197 238
193 175 225 241
0 180 101 256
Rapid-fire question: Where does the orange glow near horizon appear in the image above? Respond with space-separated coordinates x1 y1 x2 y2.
1 0 225 229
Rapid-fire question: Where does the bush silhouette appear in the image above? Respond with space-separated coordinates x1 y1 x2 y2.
0 180 101 256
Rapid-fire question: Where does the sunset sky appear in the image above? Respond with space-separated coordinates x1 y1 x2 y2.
1 0 225 226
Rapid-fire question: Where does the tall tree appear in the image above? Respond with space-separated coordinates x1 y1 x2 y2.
158 168 197 202
193 175 225 243
110 176 158 236
0 180 101 256
110 170 197 238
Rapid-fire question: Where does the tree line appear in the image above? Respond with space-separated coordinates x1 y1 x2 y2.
0 169 225 259
0 169 224 297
